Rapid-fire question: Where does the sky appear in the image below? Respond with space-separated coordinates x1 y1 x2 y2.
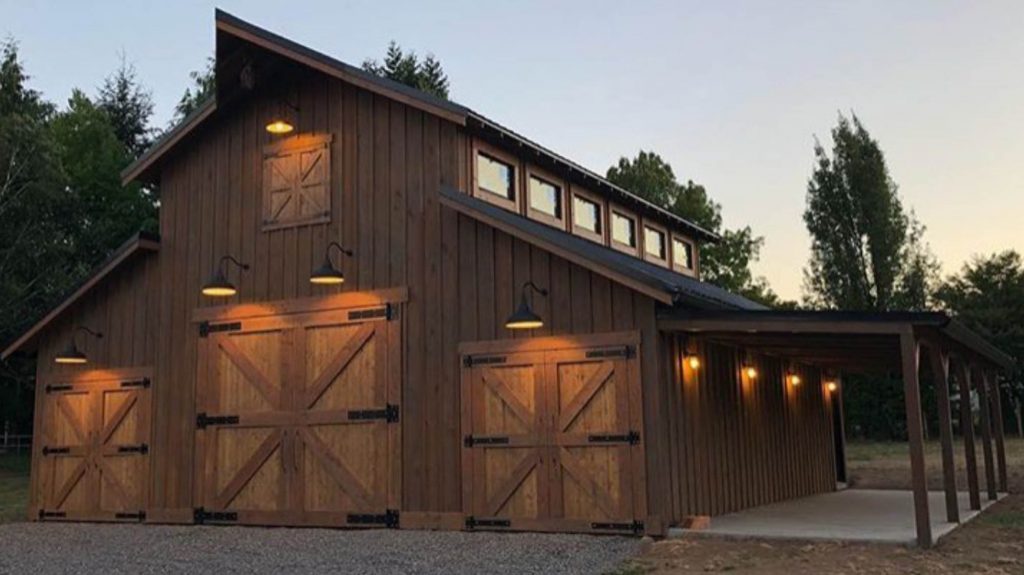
4 1 1023 300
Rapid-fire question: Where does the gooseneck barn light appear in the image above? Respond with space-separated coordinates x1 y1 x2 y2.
266 96 299 135
202 255 250 297
504 281 549 330
310 241 354 285
54 326 103 365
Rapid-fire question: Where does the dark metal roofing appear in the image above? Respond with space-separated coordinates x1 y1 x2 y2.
658 308 1015 370
121 9 717 242
440 185 765 311
1 231 160 359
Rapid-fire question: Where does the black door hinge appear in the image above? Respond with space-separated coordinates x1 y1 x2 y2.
591 520 644 534
347 509 399 528
586 345 635 360
38 510 67 520
196 413 240 429
463 435 509 448
348 404 400 423
120 378 151 389
42 446 70 456
194 507 238 524
465 516 511 530
348 304 394 322
587 430 641 445
115 511 146 522
463 355 507 368
44 384 73 394
199 321 242 338
117 444 149 455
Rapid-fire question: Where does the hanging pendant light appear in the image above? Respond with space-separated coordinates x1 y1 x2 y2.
266 95 299 135
202 255 249 297
54 327 103 365
505 281 548 330
310 242 354 285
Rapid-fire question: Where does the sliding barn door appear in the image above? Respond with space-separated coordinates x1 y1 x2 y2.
461 335 646 534
194 303 400 527
36 369 152 522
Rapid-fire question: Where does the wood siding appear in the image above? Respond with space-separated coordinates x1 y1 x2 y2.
664 335 837 521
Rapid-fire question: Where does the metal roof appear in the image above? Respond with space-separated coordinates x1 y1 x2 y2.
440 185 765 311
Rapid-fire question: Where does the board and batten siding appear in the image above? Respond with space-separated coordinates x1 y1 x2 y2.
663 335 837 521
29 253 160 514
151 64 674 519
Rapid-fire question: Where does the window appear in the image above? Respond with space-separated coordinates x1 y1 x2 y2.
478 152 515 201
611 210 637 251
643 224 668 266
262 134 333 231
527 174 564 226
573 195 602 235
673 236 695 273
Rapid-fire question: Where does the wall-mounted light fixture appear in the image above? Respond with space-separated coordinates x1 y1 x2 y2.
744 366 758 380
310 242 354 285
505 281 548 330
789 373 802 387
686 355 701 370
266 96 299 135
54 326 103 365
826 381 838 393
202 255 250 297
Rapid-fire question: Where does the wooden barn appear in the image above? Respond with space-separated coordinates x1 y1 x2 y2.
3 10 1012 545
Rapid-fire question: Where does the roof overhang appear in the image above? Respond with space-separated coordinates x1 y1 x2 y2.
658 309 1015 372
1 231 160 359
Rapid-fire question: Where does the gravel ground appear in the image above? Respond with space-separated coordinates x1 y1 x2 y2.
0 522 639 575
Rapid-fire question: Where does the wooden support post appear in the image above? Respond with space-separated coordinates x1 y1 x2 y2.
974 365 997 501
900 331 931 547
927 345 959 523
956 360 981 510
988 369 1008 493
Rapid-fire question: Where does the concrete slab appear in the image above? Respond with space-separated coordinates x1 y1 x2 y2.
670 489 1005 545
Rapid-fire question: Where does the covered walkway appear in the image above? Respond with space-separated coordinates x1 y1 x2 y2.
672 489 1004 545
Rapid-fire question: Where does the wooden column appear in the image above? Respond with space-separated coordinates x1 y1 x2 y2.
900 331 931 547
974 365 998 501
988 369 1008 493
955 360 981 510
927 345 959 523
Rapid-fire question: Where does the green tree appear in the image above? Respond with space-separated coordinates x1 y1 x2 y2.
172 56 215 124
935 251 1024 437
803 113 937 310
363 42 450 100
97 55 154 159
51 90 157 270
606 150 783 306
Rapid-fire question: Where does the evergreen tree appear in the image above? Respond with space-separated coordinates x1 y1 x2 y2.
97 55 155 159
803 113 937 310
606 151 784 306
363 42 450 100
173 57 215 124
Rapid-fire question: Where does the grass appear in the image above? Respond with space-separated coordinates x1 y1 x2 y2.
0 454 30 523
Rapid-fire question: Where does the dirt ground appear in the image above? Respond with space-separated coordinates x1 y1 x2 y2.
621 438 1024 575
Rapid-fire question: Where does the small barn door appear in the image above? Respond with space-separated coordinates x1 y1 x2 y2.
195 302 400 527
36 369 152 522
461 334 646 534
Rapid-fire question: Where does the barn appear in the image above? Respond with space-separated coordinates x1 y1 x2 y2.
2 10 1012 546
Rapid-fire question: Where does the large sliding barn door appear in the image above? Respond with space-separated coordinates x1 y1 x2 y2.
195 303 400 527
461 334 646 535
36 369 152 522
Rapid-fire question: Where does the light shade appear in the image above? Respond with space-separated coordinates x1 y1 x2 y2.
744 366 758 379
505 299 544 330
310 261 345 284
686 356 701 370
54 342 88 365
827 381 838 393
789 374 802 386
201 269 238 297
265 120 294 135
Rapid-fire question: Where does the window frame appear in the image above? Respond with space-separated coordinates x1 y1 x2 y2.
525 166 567 230
642 220 670 268
609 205 640 256
472 140 520 213
261 133 334 232
570 186 606 244
671 233 698 277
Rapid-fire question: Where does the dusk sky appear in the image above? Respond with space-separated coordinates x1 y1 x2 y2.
5 1 1022 300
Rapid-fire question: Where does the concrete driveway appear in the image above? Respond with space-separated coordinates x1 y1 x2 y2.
0 522 639 574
